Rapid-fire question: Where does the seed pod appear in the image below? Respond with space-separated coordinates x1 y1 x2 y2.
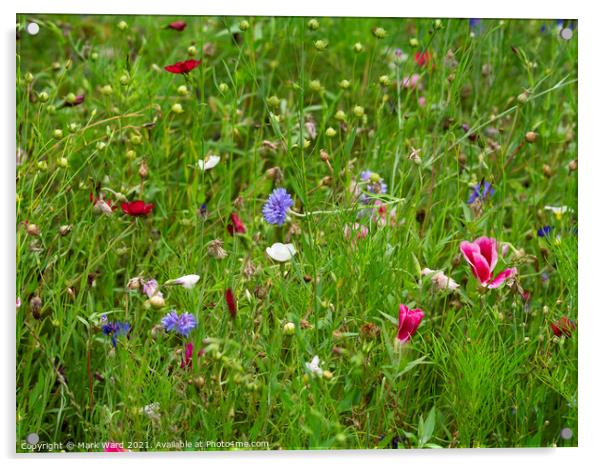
525 131 537 143
568 159 577 172
26 223 41 236
30 296 42 319
59 225 72 236
139 160 149 179
543 164 553 178
149 295 166 309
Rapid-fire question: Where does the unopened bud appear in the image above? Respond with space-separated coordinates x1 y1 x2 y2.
171 103 183 114
283 322 296 335
373 27 387 39
308 19 320 30
239 20 250 31
353 42 364 53
26 223 41 236
525 131 537 143
149 295 165 309
117 20 128 31
59 225 72 236
139 160 149 178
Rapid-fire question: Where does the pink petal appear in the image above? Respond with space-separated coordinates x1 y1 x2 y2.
460 241 479 267
474 236 497 271
471 252 493 285
488 268 517 289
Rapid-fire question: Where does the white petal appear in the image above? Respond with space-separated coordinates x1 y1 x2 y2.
266 243 297 262
168 274 200 289
198 155 220 171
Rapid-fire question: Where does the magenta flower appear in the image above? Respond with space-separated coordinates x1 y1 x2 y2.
460 237 517 289
397 304 425 344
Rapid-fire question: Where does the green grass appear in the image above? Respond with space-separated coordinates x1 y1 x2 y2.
16 15 577 451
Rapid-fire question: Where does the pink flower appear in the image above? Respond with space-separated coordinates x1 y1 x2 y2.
373 200 397 227
460 237 517 289
401 73 421 89
418 96 426 107
397 304 425 344
343 223 368 245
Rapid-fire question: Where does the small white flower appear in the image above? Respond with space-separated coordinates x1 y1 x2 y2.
198 154 220 171
421 268 459 291
544 205 572 219
166 274 200 289
305 355 323 377
142 402 161 421
266 243 297 262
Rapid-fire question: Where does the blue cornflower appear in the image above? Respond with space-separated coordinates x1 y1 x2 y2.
101 317 131 347
161 311 197 337
537 225 554 237
262 188 294 226
467 180 494 204
469 18 482 29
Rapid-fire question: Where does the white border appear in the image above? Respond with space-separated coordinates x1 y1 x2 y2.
3 1 601 466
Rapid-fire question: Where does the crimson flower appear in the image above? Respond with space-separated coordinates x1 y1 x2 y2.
180 342 205 369
164 59 201 74
460 237 517 289
397 304 425 344
225 288 237 318
166 21 187 31
550 316 576 338
414 51 433 68
227 213 246 235
121 200 154 216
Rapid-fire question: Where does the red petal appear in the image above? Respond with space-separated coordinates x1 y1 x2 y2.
168 21 187 31
225 288 237 318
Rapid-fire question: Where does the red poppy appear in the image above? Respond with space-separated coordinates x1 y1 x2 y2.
227 213 246 235
550 316 576 338
63 94 85 107
121 200 154 216
164 59 201 74
166 21 187 31
414 51 433 68
225 288 237 318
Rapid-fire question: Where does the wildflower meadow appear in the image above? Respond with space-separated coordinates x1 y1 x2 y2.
16 15 578 451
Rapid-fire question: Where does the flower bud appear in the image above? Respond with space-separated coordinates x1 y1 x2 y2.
126 149 136 159
525 131 537 143
409 37 419 47
239 20 250 31
96 141 107 151
53 129 63 139
177 85 188 96
47 105 57 115
373 27 386 39
24 72 34 83
434 19 443 30
283 322 296 335
68 122 80 133
26 223 41 236
339 79 351 89
57 157 68 168
517 92 529 103
353 105 365 118
117 20 128 31
543 164 553 178
353 42 364 53
335 110 346 121
309 79 322 92
139 160 149 178
218 82 229 93
30 296 42 319
308 19 320 30
187 45 198 56
119 74 130 86
90 52 99 61
38 91 49 103
379 75 390 86
65 92 77 104
130 134 142 144
36 161 48 171
267 95 280 108
325 127 336 138
171 103 184 114
149 295 165 309
100 84 113 95
568 159 577 172
314 40 328 51
323 370 333 380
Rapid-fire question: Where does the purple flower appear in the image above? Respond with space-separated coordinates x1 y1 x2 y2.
143 279 162 298
360 170 388 195
161 311 197 337
262 188 294 226
101 316 131 347
537 226 553 237
467 180 494 204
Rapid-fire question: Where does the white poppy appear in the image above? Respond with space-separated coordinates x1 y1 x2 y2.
305 355 323 377
266 243 296 262
166 274 200 289
198 154 220 171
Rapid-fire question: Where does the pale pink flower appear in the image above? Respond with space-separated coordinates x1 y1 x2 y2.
401 74 422 90
343 223 368 245
421 268 459 291
460 237 517 289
